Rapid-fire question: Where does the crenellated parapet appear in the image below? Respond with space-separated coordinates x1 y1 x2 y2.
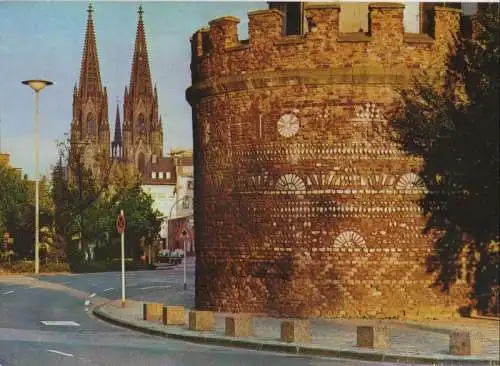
188 3 461 92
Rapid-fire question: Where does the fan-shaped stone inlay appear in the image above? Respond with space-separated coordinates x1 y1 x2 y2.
277 113 300 138
333 231 366 248
275 174 306 191
368 174 396 190
396 173 426 191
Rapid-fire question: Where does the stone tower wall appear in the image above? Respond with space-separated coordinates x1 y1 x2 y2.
187 3 467 319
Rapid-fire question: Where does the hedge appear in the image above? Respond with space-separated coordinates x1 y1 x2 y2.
0 262 70 274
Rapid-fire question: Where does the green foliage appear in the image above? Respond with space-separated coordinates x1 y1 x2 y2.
50 140 162 268
70 260 156 273
393 6 499 314
0 163 53 258
0 261 69 274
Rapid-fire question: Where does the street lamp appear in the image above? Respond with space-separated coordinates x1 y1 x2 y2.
165 194 192 252
22 79 53 274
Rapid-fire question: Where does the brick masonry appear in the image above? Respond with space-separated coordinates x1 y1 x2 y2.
186 3 468 319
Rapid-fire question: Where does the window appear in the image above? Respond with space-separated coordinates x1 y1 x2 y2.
166 172 171 179
187 180 194 190
87 113 95 136
138 114 146 135
151 172 157 179
269 2 304 35
159 172 164 179
182 196 191 209
138 152 146 173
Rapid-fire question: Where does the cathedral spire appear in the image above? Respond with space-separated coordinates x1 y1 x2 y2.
112 99 123 160
113 101 122 145
78 1 103 99
128 4 153 98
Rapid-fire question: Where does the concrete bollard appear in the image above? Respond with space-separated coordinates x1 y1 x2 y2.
142 302 163 322
280 319 311 343
225 315 253 337
162 306 185 325
189 310 215 331
449 331 483 355
357 326 390 349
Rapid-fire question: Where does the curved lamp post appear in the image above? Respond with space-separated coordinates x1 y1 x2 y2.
22 79 53 274
165 195 192 252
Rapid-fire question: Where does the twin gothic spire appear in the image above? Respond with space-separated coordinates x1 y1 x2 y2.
129 5 153 99
74 2 160 164
78 2 102 100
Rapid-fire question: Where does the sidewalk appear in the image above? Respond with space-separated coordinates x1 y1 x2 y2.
93 299 500 365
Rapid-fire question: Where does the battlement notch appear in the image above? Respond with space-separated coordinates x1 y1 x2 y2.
304 3 340 40
248 9 284 46
368 3 405 43
208 16 240 52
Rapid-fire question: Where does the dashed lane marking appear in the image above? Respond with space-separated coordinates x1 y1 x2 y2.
103 288 114 292
47 350 74 357
41 321 80 326
2 290 14 295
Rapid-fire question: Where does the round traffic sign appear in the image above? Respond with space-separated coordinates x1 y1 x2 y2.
116 213 126 234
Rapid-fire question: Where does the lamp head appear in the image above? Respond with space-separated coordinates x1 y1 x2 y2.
22 79 53 92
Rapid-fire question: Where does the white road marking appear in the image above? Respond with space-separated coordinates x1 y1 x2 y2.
103 288 114 292
89 293 96 298
41 321 80 326
2 290 14 295
138 285 170 290
91 283 97 287
47 349 74 357
28 285 40 289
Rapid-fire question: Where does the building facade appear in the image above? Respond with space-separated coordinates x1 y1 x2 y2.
187 2 469 319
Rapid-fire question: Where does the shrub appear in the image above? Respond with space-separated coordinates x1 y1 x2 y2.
40 262 70 273
0 261 70 274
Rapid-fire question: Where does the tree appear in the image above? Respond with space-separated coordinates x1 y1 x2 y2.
112 183 161 260
392 5 499 314
50 138 161 265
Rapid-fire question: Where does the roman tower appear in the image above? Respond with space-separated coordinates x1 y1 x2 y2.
187 2 468 319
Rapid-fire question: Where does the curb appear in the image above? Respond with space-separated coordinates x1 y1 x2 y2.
92 305 500 365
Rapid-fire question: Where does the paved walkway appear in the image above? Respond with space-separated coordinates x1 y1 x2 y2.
94 299 500 365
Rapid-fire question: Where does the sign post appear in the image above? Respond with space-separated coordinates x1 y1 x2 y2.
176 224 190 291
116 210 126 307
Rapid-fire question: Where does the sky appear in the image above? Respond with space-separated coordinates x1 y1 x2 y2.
0 0 265 178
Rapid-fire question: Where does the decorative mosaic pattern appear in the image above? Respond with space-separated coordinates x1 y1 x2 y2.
275 174 306 191
333 231 367 248
277 113 300 138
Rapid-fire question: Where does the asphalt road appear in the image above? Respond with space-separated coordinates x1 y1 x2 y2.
0 264 396 366
34 260 197 306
